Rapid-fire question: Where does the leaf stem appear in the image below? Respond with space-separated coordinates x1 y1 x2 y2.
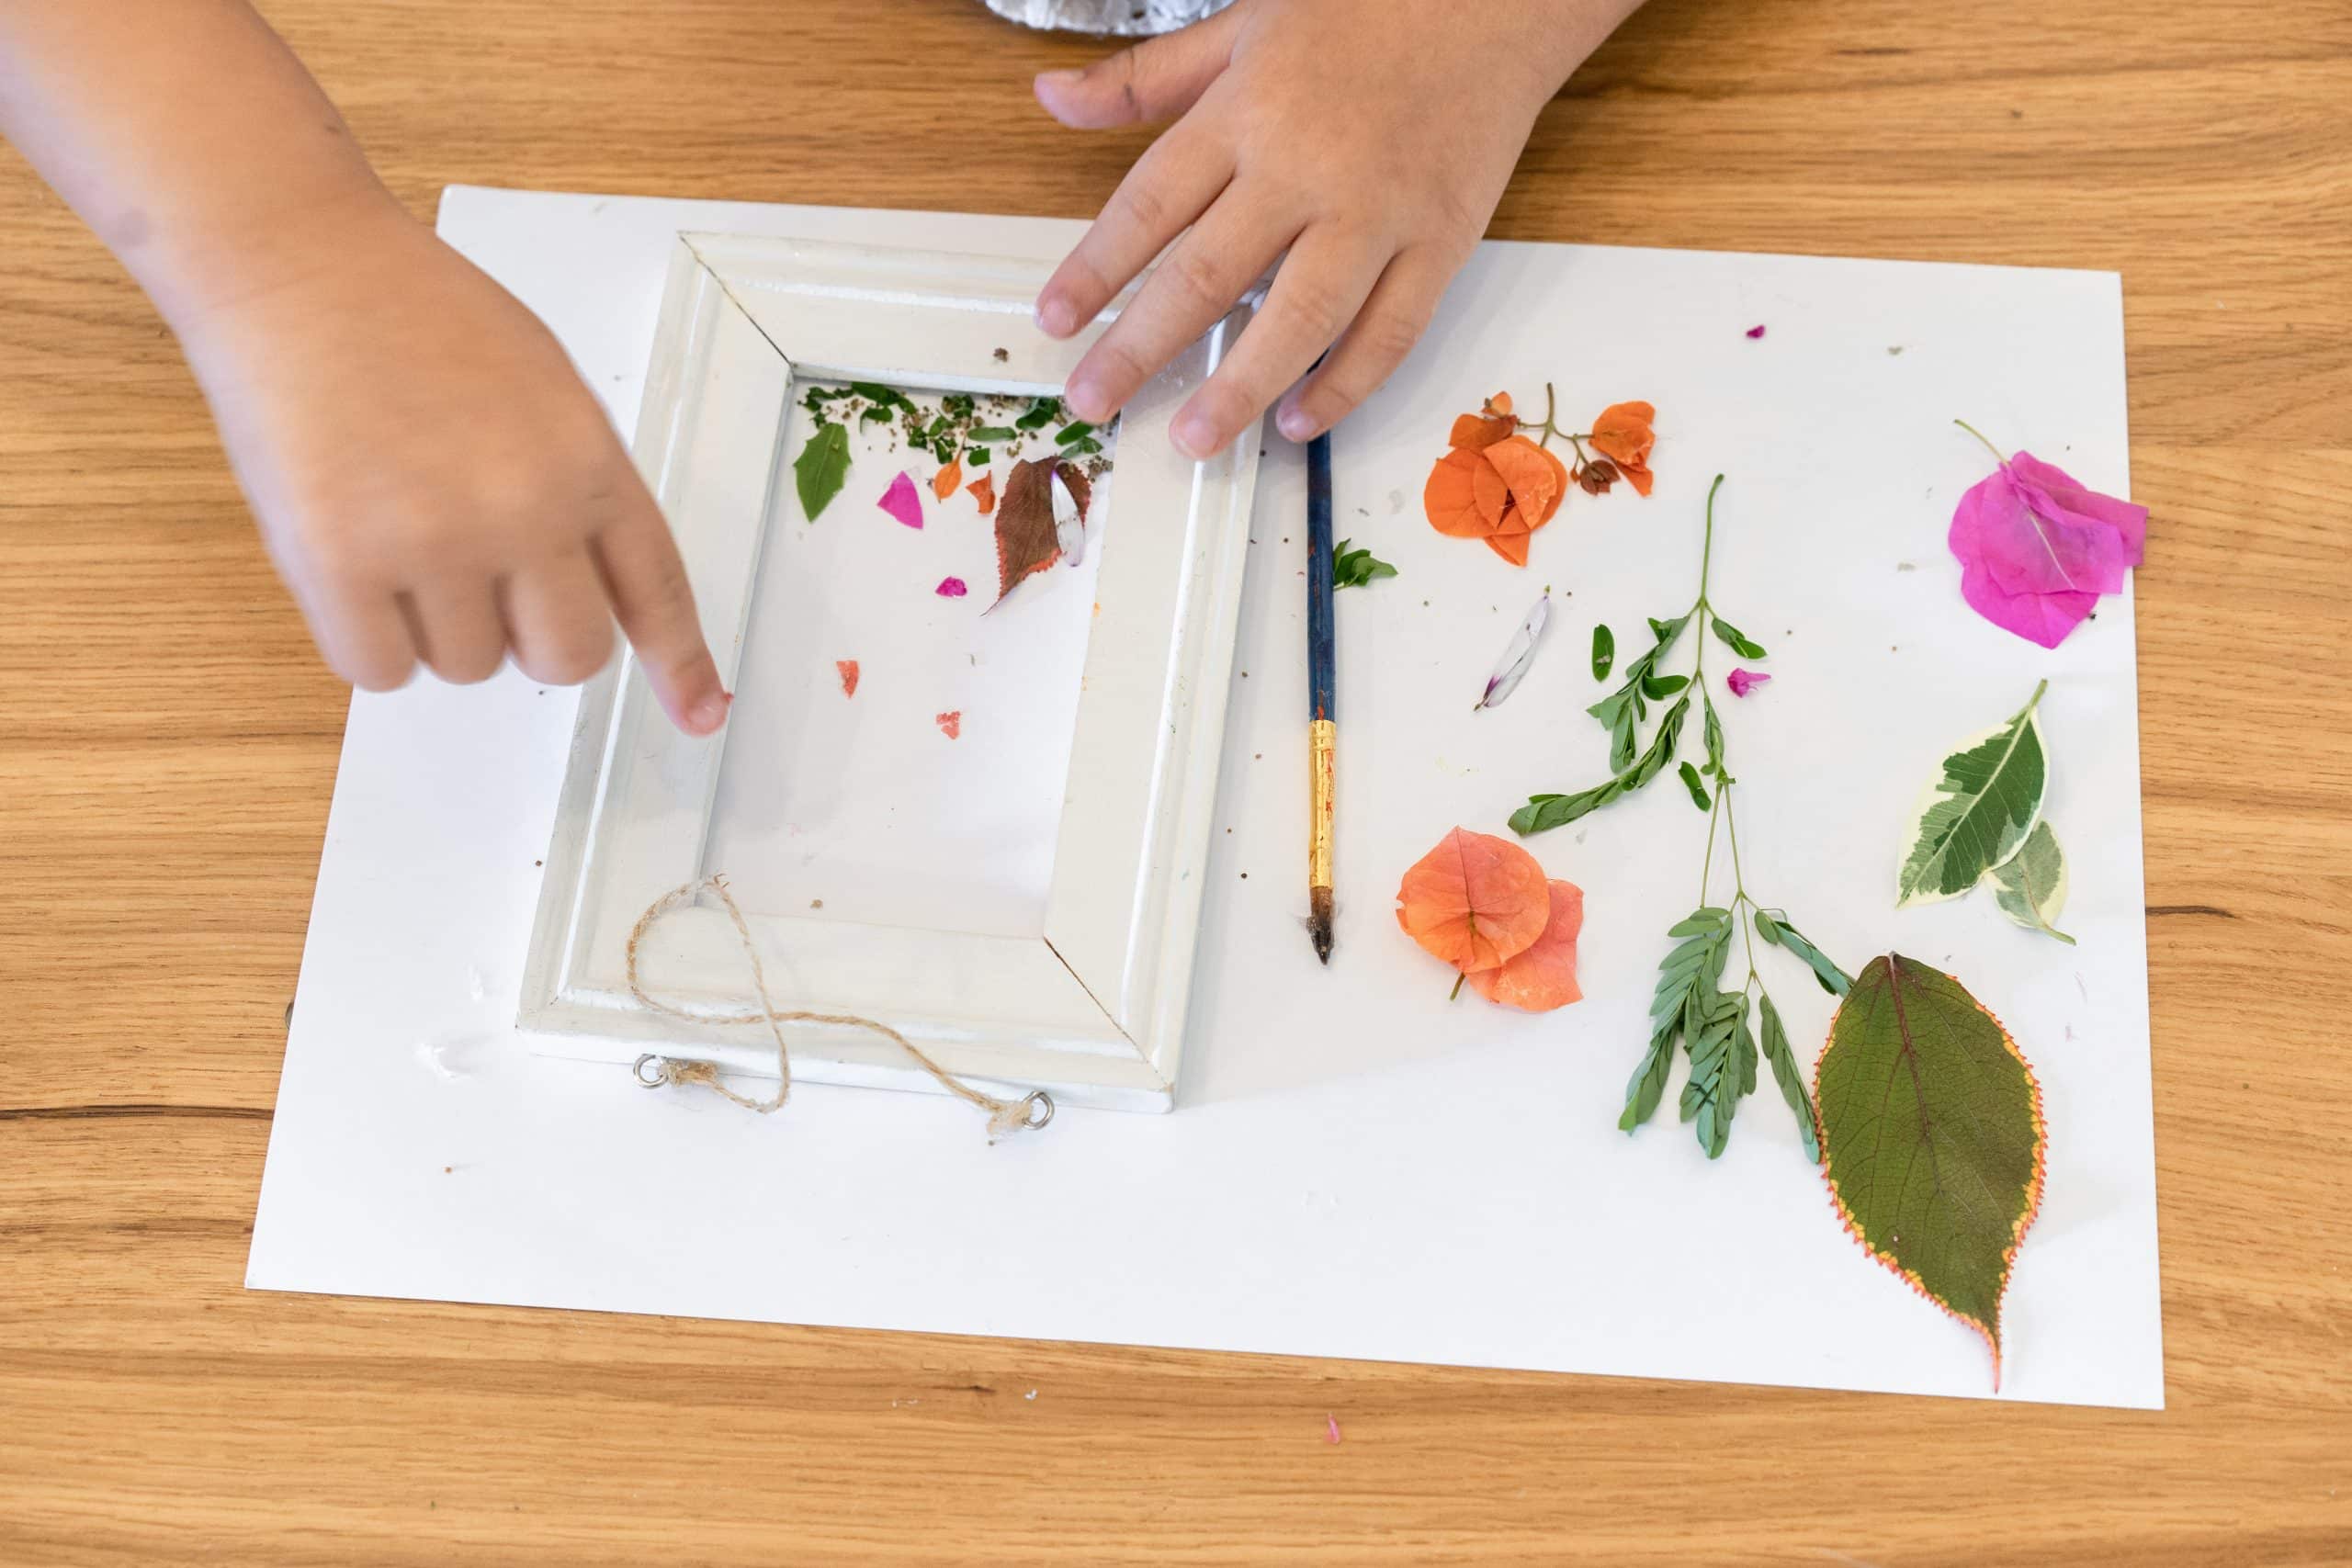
1724 781 1761 989
2013 677 2050 723
1448 971 1466 1001
1953 418 2009 466
1697 781 1724 906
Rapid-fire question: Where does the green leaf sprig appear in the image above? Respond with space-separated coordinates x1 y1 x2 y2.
1510 475 1766 836
793 385 1116 521
1627 771 1852 1161
1331 538 1398 589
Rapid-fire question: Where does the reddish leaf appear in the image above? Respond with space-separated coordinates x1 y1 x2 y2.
992 457 1066 603
933 459 963 502
967 472 997 514
1394 827 1551 973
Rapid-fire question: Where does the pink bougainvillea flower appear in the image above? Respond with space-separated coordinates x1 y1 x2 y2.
1948 424 2147 649
877 470 924 529
1746 324 1767 339
935 576 968 598
1726 669 1771 697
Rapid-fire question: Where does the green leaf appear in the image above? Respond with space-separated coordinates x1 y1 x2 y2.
967 424 1017 443
965 447 991 467
793 422 852 521
1647 614 1691 649
1054 421 1096 446
1711 615 1769 660
1678 761 1713 811
1817 955 2045 1386
942 392 976 417
1984 819 2076 945
1760 912 1851 996
1702 699 1725 779
1015 397 1062 431
858 403 894 426
1591 624 1615 681
1331 539 1398 589
1065 436 1104 457
849 380 913 410
1642 673 1690 700
1757 992 1820 1163
1510 780 1617 835
1896 681 2050 907
1623 907 1736 1136
1680 991 1756 1158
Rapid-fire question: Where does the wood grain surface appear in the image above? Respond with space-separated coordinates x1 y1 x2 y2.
4 2 2348 1562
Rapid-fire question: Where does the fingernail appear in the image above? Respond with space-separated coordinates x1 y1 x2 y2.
1035 67 1083 88
688 690 731 735
1171 410 1217 459
1063 375 1111 423
1277 405 1319 443
1035 296 1077 337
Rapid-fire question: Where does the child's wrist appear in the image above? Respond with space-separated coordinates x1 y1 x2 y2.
141 180 417 342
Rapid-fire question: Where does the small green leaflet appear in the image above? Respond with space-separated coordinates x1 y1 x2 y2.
1702 698 1725 778
1511 694 1688 835
1331 538 1397 589
1678 761 1712 811
1591 625 1614 680
1752 909 1853 997
1896 680 2049 907
1054 420 1095 446
1817 955 2044 1387
1679 987 1756 1158
1015 397 1062 431
793 423 852 521
1711 615 1769 659
967 425 1017 443
1985 819 2075 945
1758 993 1819 1163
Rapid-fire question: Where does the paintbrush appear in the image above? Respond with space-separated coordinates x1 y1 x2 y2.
1306 431 1336 964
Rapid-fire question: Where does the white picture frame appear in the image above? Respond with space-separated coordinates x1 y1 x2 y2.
516 233 1262 1113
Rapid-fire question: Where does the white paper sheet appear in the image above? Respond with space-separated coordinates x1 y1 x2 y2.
247 186 2162 1408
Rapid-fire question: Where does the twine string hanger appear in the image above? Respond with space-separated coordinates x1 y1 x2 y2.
624 875 1054 1141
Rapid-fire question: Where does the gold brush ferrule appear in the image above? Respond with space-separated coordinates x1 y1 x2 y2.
1308 718 1336 889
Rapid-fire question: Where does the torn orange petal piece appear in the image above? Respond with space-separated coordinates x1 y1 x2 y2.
1449 412 1518 452
1590 401 1657 470
967 472 997 514
1394 827 1551 973
1471 452 1512 530
1486 390 1514 419
933 459 963 502
1486 531 1531 567
1425 448 1503 538
1485 435 1562 524
936 710 961 739
1535 444 1571 523
835 660 860 698
1465 881 1585 1011
1619 461 1655 498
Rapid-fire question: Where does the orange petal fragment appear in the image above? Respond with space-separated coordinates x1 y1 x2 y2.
1535 444 1571 523
1465 881 1585 1011
1618 461 1655 498
1394 827 1552 973
1590 401 1657 471
835 660 860 698
1486 531 1531 567
1485 390 1514 419
936 710 961 739
933 459 963 502
967 471 997 514
1449 412 1518 452
1485 435 1563 525
1426 448 1506 538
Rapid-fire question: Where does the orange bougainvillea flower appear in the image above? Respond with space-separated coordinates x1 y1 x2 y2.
1395 828 1552 974
1464 881 1585 1011
1424 395 1584 565
933 458 964 502
1590 401 1657 496
966 471 997 515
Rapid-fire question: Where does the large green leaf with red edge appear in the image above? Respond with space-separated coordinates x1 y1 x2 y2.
1815 954 2045 1388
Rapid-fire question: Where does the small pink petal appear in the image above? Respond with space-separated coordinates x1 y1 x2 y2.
935 576 968 598
1325 1414 1341 1445
936 710 961 739
1745 324 1767 339
1725 669 1772 698
877 471 924 529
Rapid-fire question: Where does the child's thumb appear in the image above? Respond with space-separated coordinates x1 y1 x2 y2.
1033 6 1245 130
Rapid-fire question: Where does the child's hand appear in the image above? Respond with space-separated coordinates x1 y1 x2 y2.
1032 0 1637 458
177 200 729 734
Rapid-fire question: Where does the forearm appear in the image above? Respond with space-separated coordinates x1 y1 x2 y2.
0 0 399 329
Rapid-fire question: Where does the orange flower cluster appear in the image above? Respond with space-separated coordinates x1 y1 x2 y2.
1395 827 1584 1012
1421 392 1658 567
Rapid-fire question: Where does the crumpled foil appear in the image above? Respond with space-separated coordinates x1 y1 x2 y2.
978 0 1233 37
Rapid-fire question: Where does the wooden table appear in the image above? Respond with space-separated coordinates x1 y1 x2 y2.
4 2 2347 1561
